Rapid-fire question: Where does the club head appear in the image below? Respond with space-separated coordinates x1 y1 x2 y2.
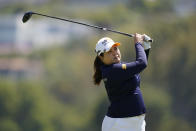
22 11 33 23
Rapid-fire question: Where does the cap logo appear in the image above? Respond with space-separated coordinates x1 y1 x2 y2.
102 40 108 46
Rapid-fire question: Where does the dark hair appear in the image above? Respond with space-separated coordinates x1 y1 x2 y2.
93 54 104 85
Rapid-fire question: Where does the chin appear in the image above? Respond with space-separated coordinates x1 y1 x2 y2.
114 59 121 64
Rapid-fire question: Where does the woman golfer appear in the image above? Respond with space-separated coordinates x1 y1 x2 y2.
93 33 151 131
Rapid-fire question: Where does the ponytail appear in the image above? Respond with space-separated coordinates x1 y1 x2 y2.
93 55 104 85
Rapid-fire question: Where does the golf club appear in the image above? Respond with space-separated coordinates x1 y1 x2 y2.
22 11 153 42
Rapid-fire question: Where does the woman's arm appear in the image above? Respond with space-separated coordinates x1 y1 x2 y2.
107 43 147 81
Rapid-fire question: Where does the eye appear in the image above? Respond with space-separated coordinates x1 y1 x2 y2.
114 47 117 50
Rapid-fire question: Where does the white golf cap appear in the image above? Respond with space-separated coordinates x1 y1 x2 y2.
95 37 120 56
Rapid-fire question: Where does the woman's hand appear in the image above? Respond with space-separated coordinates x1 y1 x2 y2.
134 33 144 44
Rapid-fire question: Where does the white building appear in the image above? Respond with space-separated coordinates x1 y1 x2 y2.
0 14 94 54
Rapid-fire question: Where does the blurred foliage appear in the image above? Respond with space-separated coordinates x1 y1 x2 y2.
127 0 174 13
0 0 196 131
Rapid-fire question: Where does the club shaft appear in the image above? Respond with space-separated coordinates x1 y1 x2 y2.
31 12 134 37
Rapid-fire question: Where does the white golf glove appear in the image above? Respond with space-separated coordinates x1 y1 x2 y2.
143 34 152 50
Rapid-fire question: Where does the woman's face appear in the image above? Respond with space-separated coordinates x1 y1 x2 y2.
100 46 121 65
